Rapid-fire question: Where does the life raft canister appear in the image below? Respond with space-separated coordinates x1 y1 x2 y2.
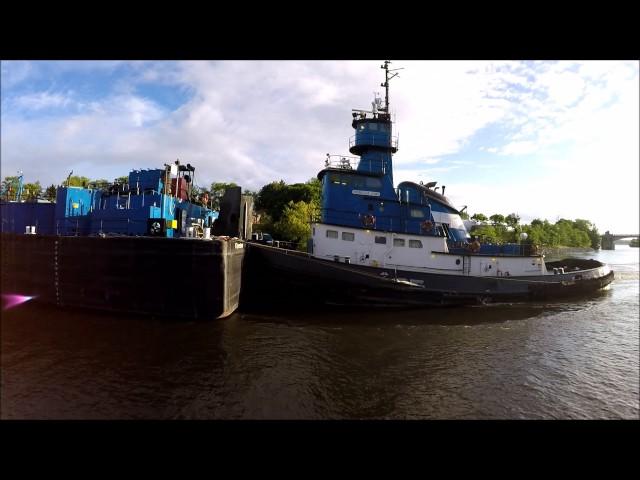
362 214 376 228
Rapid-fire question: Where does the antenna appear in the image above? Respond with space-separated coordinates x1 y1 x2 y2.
380 60 403 114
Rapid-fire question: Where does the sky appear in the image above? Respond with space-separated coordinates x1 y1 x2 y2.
1 60 638 234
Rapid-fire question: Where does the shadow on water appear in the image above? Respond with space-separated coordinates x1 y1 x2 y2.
239 302 559 327
237 285 614 327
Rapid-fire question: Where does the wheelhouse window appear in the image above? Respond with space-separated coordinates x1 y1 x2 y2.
364 177 382 189
410 209 424 218
393 238 405 247
409 240 423 248
369 123 378 131
330 173 382 191
342 232 355 241
326 230 338 239
374 236 387 244
329 173 348 186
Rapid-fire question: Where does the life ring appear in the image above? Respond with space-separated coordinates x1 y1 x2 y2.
421 220 433 231
362 214 376 228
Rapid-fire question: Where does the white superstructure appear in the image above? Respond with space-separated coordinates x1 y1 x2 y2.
311 223 547 277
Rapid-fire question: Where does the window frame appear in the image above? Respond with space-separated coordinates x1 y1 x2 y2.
342 232 355 242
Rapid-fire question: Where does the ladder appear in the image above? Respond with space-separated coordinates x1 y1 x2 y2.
463 255 471 275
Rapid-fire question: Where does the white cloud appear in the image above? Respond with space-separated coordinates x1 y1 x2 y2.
12 91 74 110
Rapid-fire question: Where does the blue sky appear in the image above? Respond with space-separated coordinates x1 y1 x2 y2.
1 60 638 233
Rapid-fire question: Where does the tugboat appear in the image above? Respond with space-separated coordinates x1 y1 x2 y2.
243 61 614 308
1 160 253 319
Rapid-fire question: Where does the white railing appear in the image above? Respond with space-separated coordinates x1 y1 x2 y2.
324 154 359 170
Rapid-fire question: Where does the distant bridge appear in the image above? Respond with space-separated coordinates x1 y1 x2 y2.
601 231 639 250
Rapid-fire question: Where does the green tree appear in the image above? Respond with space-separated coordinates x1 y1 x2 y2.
2 176 21 200
44 184 57 202
90 179 110 189
471 213 488 222
65 175 91 187
273 200 320 250
255 178 321 223
530 218 544 227
22 181 42 200
489 214 505 225
573 218 601 250
459 211 469 220
472 224 500 243
505 213 520 228
255 180 289 221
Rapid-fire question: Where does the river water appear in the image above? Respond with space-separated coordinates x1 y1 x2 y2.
1 246 638 419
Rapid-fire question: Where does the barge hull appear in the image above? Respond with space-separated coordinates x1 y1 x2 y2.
1 234 244 319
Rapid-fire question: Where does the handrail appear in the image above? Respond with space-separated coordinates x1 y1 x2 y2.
324 155 359 169
323 153 389 174
349 134 399 150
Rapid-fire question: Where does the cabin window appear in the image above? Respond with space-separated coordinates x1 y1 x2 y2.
365 177 382 189
326 230 338 239
378 123 388 132
330 173 348 186
410 209 424 218
342 232 355 241
351 176 381 190
393 238 405 247
369 123 378 131
409 240 423 248
374 236 387 244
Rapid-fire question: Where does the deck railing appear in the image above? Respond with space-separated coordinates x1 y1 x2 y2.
349 134 399 150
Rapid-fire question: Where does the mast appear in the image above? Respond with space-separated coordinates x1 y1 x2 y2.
380 60 403 114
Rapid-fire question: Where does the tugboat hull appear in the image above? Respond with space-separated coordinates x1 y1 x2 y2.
242 243 613 309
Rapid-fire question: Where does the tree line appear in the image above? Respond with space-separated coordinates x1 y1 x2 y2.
1 173 242 209
1 174 113 202
464 212 601 249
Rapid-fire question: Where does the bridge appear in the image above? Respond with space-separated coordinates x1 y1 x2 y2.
601 231 639 250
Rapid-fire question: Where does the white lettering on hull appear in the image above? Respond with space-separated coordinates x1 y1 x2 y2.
352 190 381 197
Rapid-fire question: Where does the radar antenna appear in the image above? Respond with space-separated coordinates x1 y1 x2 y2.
380 60 403 114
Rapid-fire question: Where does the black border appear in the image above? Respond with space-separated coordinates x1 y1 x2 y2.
2 6 639 60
